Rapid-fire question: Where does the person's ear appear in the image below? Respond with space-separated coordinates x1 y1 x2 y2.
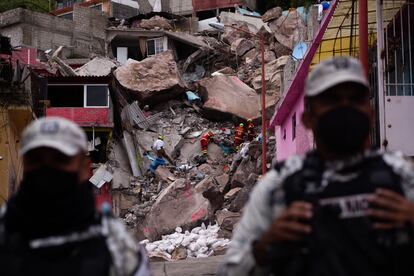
80 156 92 183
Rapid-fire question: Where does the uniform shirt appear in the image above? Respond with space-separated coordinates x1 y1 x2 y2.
221 150 414 276
153 139 164 151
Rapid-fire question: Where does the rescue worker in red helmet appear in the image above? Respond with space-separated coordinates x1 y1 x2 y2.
234 123 246 150
200 131 214 156
247 119 255 142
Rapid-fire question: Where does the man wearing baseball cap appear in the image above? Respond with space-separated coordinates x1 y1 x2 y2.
221 57 414 276
0 117 151 276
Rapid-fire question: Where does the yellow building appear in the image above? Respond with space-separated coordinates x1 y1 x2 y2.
312 0 404 66
0 86 34 205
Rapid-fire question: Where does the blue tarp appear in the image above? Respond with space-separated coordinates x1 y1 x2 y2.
186 91 201 102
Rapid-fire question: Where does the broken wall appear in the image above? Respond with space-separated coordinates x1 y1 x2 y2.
0 6 107 57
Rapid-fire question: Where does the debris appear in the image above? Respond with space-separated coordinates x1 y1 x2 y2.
231 38 255 57
198 75 260 121
262 7 283 22
216 210 241 239
75 57 118 76
114 51 186 104
140 16 172 30
186 131 203 139
89 164 113 188
224 188 242 200
215 174 230 193
221 21 250 44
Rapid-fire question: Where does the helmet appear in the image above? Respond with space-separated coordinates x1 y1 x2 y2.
247 119 252 123
158 135 164 140
240 123 244 127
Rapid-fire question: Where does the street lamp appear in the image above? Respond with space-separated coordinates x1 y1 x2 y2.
209 22 268 175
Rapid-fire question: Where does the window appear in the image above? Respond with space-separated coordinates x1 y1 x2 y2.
85 86 109 107
48 85 84 107
283 128 287 140
90 4 103 11
292 113 296 141
47 84 109 108
147 37 166 56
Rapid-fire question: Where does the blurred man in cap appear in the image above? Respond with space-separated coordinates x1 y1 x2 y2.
222 57 414 276
0 117 151 276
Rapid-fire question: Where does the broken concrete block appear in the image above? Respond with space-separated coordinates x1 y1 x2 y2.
75 57 118 77
222 21 250 44
231 38 255 57
213 67 235 76
273 42 292 58
229 173 258 212
198 75 260 121
155 167 175 183
270 10 307 49
262 7 283 23
231 157 256 189
243 48 258 63
264 49 276 63
140 16 172 30
195 177 215 193
215 174 230 193
216 210 240 239
224 187 242 200
202 186 224 213
144 179 211 241
197 164 213 175
114 51 186 105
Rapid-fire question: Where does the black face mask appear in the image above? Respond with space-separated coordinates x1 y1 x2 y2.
6 167 96 238
316 106 370 157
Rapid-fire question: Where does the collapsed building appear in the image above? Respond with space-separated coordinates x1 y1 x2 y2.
0 1 330 260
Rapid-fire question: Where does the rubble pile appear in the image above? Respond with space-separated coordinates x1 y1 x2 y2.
35 3 318 261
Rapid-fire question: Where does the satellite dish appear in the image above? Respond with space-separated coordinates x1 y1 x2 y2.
292 42 308 60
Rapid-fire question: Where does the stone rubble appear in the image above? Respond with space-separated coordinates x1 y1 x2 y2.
89 3 315 260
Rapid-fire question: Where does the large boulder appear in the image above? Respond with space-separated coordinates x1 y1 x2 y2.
262 7 283 23
114 51 186 105
198 75 260 121
144 179 211 241
231 38 255 57
140 16 172 30
270 10 307 49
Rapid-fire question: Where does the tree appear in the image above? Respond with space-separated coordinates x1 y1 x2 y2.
0 0 51 13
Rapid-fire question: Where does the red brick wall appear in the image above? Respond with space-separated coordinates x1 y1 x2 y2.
46 107 113 127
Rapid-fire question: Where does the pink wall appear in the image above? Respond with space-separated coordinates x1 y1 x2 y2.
47 107 113 127
275 94 313 161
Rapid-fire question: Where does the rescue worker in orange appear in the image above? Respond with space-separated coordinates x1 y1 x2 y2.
234 123 246 150
200 131 215 156
246 119 255 141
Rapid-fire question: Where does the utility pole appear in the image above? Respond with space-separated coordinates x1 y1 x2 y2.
359 0 369 77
